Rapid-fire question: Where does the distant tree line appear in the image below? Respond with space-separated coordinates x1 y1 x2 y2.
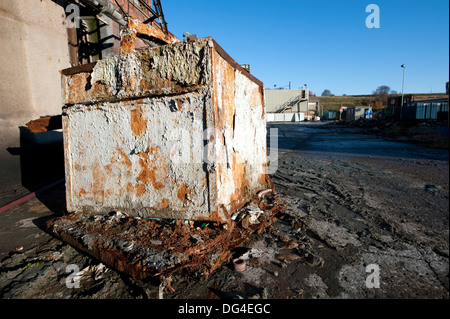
318 85 397 108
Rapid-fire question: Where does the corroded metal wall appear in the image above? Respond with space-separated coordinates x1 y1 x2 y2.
62 37 270 223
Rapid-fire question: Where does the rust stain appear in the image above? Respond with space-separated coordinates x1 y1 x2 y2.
117 149 132 169
177 184 191 205
157 198 170 209
140 78 156 91
77 188 88 199
66 73 90 105
232 153 246 192
25 115 62 133
120 19 179 55
92 161 105 204
137 147 168 192
137 153 150 184
212 50 236 132
135 19 179 45
90 82 107 100
176 99 183 110
135 184 146 197
126 183 134 194
130 107 147 136
228 152 249 213
251 85 263 110
120 34 136 55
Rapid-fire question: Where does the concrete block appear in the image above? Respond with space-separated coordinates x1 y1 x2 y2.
61 37 271 224
284 113 294 122
274 113 285 122
294 113 304 122
266 113 275 122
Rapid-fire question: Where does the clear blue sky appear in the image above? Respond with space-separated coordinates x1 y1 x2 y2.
162 0 449 96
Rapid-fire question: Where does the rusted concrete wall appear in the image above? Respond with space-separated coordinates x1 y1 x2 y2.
62 37 270 223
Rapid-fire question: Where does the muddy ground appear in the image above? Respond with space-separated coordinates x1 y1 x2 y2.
0 122 448 299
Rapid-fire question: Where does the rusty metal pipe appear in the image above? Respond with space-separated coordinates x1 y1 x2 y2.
80 0 127 26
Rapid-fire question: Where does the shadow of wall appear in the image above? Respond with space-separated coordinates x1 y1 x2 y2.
18 126 65 192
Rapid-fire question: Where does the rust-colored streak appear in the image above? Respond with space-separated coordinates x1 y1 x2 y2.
66 72 90 105
212 49 235 132
176 99 184 111
120 34 136 55
137 148 168 193
228 152 249 213
126 183 134 193
77 188 87 199
92 161 105 204
177 184 191 205
130 107 147 136
117 149 132 169
136 19 180 45
135 184 146 197
137 153 150 184
232 153 246 192
157 198 170 209
120 19 179 55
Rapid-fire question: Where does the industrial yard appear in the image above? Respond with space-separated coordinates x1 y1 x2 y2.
0 123 448 299
0 0 448 305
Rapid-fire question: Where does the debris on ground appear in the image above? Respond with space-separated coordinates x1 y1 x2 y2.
45 194 285 280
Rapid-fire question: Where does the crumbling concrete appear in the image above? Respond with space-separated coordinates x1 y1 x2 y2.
61 37 270 224
47 194 285 279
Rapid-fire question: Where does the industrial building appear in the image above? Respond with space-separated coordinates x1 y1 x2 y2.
385 93 449 121
405 98 449 121
265 88 319 122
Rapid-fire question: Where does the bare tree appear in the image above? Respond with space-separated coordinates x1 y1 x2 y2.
374 85 391 96
321 89 332 97
373 85 391 108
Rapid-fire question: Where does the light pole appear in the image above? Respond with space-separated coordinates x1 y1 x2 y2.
401 64 406 120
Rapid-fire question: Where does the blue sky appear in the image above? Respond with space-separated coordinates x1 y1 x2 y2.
162 0 449 96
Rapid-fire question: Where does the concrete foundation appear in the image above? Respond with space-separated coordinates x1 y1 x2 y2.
62 37 271 224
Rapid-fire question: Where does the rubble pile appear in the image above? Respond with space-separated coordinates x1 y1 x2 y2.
46 193 285 280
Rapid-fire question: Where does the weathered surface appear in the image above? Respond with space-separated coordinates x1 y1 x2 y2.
46 196 284 280
62 37 270 223
120 19 181 55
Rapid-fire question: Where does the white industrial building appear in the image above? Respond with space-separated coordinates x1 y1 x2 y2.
264 88 319 122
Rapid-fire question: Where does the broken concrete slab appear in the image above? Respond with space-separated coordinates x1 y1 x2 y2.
61 37 270 224
46 196 285 280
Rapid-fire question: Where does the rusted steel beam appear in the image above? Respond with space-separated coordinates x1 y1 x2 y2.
120 18 180 55
61 62 97 76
